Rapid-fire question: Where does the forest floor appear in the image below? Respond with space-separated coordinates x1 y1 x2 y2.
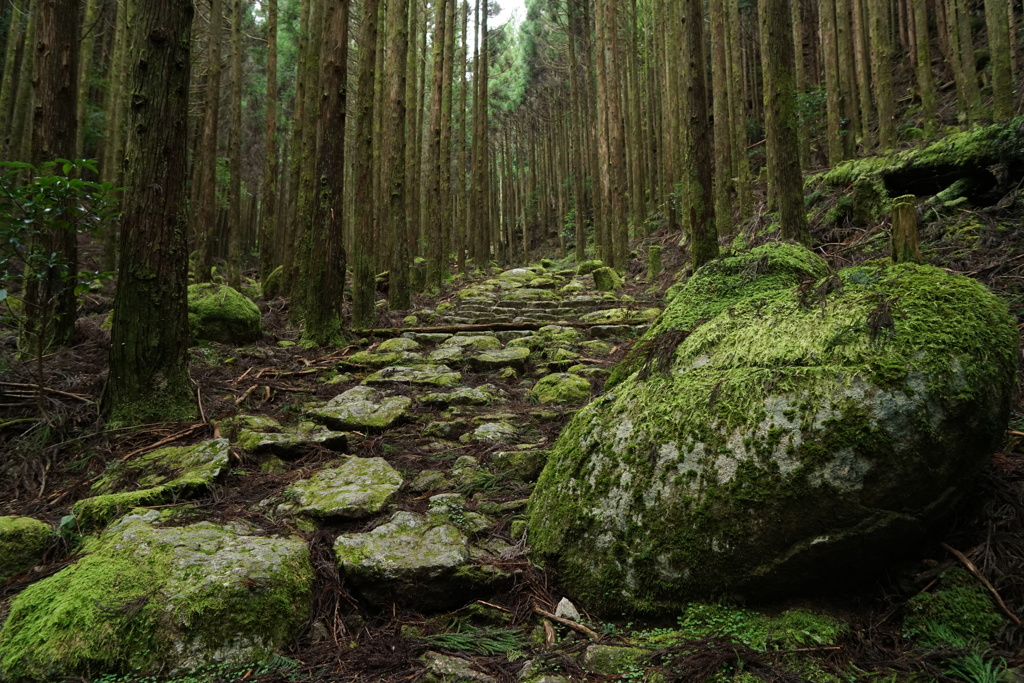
3 144 1024 682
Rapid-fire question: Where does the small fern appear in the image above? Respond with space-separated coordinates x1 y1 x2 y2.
421 627 526 656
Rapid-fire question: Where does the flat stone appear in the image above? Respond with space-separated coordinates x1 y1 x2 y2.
427 346 465 364
334 511 510 610
421 651 498 683
420 385 507 407
587 324 636 339
306 386 412 431
468 347 531 372
402 332 454 345
363 365 462 388
378 337 422 353
460 422 517 444
224 415 347 458
285 457 403 519
441 335 502 351
530 373 592 405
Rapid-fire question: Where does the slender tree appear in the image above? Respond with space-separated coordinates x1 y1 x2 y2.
104 0 195 425
760 0 810 243
385 0 410 310
302 0 349 344
351 0 380 328
259 0 278 287
24 0 79 350
195 0 224 281
682 0 717 266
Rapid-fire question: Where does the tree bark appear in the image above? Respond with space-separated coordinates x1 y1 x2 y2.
760 0 810 243
683 0 717 267
302 0 349 345
385 0 410 310
25 0 79 349
195 0 223 281
259 0 278 288
104 0 195 425
351 0 380 328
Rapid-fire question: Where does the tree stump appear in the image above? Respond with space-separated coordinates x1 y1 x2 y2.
891 194 921 264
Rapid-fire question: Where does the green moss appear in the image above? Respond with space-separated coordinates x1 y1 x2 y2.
530 373 592 405
592 267 624 292
529 243 1018 614
577 259 604 275
187 283 262 345
0 516 52 582
0 512 313 682
903 568 1004 649
72 440 229 528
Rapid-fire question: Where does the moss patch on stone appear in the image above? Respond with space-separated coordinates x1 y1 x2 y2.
285 457 403 519
72 440 230 528
0 510 313 682
0 516 52 582
187 284 262 345
530 373 592 406
529 243 1018 614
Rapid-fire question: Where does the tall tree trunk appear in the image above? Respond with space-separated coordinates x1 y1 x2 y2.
870 0 895 149
195 0 223 281
711 0 732 236
426 0 448 284
351 0 380 328
912 0 937 135
25 0 78 350
985 0 1013 120
385 0 409 310
75 0 100 159
728 0 752 221
820 0 843 165
259 0 278 287
0 0 29 140
682 0 717 267
760 0 810 243
226 0 242 288
5 0 37 160
104 0 195 425
302 0 348 344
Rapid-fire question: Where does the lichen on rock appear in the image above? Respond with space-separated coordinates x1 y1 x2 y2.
284 456 403 519
306 386 412 432
530 373 592 405
529 242 1018 614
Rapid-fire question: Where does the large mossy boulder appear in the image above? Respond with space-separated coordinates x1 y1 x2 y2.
528 243 1018 614
188 283 262 345
0 510 313 682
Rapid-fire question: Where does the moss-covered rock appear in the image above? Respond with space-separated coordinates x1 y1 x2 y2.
187 283 262 345
592 267 623 292
0 517 51 582
261 265 284 299
72 439 230 528
284 457 403 519
468 346 531 372
0 510 312 681
334 511 510 610
460 422 517 444
378 337 422 353
363 364 463 388
529 242 1018 614
530 373 592 405
306 386 412 432
577 260 604 276
420 385 507 407
222 415 348 458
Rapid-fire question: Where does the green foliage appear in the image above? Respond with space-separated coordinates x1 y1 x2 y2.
0 159 118 318
903 569 1003 649
420 625 526 656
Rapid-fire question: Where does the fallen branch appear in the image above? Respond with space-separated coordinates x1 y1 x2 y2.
941 542 1022 627
0 381 92 402
118 424 207 462
534 606 600 640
